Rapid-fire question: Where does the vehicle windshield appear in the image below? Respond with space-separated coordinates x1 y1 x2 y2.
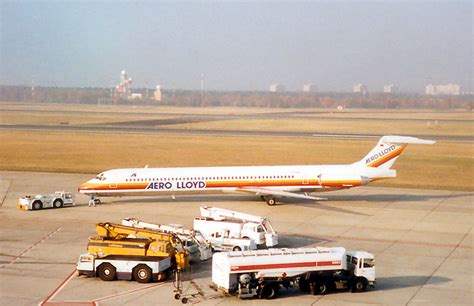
363 258 375 268
184 239 196 247
257 225 265 233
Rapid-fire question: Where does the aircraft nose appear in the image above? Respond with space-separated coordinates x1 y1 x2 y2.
78 182 90 192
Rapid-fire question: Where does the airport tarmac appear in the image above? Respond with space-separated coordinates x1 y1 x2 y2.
0 170 472 305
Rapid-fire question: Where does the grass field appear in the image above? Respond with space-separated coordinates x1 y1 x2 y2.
0 110 178 125
2 103 472 137
1 130 472 191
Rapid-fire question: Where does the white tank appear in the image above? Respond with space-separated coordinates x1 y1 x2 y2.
212 247 346 290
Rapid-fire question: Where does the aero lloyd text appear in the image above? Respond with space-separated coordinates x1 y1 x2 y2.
366 145 397 164
147 181 206 190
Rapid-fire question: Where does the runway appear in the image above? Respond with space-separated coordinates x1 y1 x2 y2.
0 171 472 305
1 123 472 143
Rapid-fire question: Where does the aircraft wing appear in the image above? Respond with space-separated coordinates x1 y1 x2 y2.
233 187 327 201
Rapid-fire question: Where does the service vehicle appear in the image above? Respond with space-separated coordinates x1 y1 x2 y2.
77 253 171 283
88 222 189 270
195 206 278 247
121 217 212 261
206 231 256 252
18 191 75 210
211 247 375 299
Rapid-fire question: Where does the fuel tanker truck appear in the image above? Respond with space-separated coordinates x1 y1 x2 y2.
211 247 375 299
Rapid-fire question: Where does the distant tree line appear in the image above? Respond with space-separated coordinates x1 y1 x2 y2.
0 85 471 110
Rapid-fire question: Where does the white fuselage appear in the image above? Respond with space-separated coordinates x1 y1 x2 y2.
78 163 384 197
78 135 435 201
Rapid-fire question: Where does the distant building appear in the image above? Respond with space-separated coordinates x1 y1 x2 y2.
269 84 285 92
130 93 142 100
425 83 461 96
303 84 318 92
353 84 368 95
154 85 162 101
383 84 399 93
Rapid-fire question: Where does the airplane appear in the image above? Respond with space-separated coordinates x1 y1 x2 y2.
79 135 434 205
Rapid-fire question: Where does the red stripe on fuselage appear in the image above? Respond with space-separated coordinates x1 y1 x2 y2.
230 260 341 271
80 179 365 193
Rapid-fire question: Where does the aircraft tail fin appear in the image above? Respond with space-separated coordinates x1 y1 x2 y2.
357 135 435 169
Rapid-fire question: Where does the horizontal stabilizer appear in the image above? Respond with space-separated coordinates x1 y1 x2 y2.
359 135 435 169
379 135 436 145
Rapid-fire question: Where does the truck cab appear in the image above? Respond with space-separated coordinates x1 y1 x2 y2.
346 251 375 287
241 220 278 247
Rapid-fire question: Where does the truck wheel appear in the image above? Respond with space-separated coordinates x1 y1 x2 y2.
259 284 278 299
133 264 152 283
32 201 43 210
233 246 242 251
97 263 116 281
310 281 328 295
53 199 63 208
351 278 367 292
298 278 310 292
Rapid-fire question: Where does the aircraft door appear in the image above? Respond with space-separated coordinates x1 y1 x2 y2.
301 173 309 185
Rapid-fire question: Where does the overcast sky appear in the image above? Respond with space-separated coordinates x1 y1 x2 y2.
1 1 472 92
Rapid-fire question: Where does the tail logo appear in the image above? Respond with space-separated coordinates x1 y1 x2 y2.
366 144 396 165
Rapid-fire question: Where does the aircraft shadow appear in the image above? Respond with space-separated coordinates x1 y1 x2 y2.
327 192 472 203
277 234 331 248
282 198 370 216
103 195 368 216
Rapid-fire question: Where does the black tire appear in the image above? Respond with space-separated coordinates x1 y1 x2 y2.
259 284 278 299
32 201 42 210
310 281 328 295
181 297 188 304
233 246 242 251
174 293 181 300
351 278 367 292
298 278 310 292
53 199 63 208
266 198 276 206
97 263 116 281
133 264 152 283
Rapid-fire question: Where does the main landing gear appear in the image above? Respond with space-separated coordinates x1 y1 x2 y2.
88 195 101 206
261 196 277 206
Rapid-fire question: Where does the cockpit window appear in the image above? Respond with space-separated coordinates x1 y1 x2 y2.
95 173 106 181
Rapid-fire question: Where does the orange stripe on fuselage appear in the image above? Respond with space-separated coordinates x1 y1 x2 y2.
367 145 406 168
81 178 365 192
